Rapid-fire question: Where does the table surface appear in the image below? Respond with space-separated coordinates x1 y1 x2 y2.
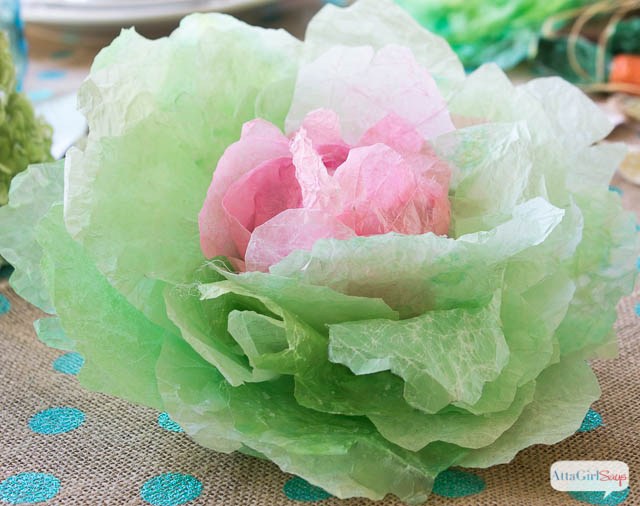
3 2 640 505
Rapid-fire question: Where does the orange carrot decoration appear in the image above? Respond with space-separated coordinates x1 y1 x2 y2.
610 54 640 86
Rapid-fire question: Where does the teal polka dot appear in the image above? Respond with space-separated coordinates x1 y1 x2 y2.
578 409 603 432
635 303 640 317
0 472 60 504
609 185 623 195
569 488 630 505
283 477 332 502
0 294 10 315
636 223 640 232
61 32 79 44
28 407 85 435
51 49 73 59
27 89 54 102
432 469 485 498
52 352 84 376
140 473 202 506
157 413 183 433
37 70 66 80
637 258 640 271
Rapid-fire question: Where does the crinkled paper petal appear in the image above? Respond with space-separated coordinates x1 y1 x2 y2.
368 381 536 451
0 162 63 313
271 197 564 316
246 209 356 272
65 14 301 328
164 283 278 387
37 205 168 409
286 44 454 144
332 143 449 236
200 119 291 259
328 293 508 412
303 0 464 94
205 269 399 328
156 331 468 504
459 357 600 467
221 156 300 258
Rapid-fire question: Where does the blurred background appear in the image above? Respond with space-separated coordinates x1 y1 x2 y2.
0 0 639 183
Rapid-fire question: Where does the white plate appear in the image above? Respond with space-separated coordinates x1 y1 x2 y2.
21 0 278 27
35 0 190 5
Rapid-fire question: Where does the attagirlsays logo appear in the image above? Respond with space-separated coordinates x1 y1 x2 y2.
550 461 629 498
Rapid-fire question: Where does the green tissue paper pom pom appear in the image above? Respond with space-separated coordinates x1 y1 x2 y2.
395 0 590 69
0 33 53 207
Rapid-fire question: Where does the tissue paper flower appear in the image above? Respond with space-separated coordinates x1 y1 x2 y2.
0 33 53 206
395 0 590 69
0 0 637 504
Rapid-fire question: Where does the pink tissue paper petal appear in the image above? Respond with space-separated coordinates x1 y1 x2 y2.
199 119 290 258
245 208 356 272
317 144 350 173
286 44 455 144
358 113 425 154
333 144 418 235
290 127 343 210
299 109 349 172
222 157 301 257
300 108 346 147
359 113 451 190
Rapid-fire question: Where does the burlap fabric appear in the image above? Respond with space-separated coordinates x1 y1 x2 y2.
1 175 638 506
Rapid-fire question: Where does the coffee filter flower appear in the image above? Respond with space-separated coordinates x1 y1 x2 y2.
0 0 637 504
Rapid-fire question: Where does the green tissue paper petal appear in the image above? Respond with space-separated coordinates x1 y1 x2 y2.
304 0 464 95
555 191 637 358
0 161 63 312
211 268 399 329
460 357 600 467
329 293 508 412
271 198 564 316
369 381 536 451
34 317 74 351
165 283 278 386
37 205 169 409
448 67 611 150
64 14 301 329
433 122 542 237
520 77 612 149
197 274 411 420
156 332 467 504
263 307 409 418
227 310 288 363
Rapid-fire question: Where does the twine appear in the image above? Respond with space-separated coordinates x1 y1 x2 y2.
541 0 640 95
